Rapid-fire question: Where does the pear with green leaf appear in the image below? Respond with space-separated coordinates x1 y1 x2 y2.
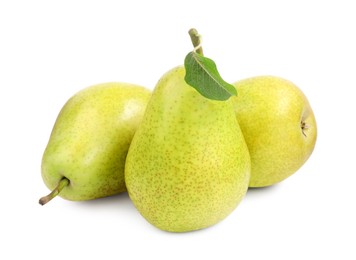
125 29 250 232
232 76 317 187
39 82 150 205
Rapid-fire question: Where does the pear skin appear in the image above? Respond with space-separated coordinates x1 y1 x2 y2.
125 67 250 232
41 83 150 203
233 76 317 187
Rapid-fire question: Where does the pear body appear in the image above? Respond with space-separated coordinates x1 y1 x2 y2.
41 83 150 201
233 76 317 187
125 67 250 232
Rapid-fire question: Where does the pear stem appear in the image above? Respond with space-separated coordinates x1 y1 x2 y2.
188 28 204 55
39 178 70 206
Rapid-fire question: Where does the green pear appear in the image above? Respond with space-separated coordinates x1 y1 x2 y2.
125 66 250 232
40 82 151 205
232 76 317 187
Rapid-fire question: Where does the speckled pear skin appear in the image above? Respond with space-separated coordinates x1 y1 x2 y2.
232 76 317 187
125 66 250 232
41 83 151 201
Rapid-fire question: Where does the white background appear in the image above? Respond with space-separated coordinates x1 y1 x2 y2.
1 0 355 259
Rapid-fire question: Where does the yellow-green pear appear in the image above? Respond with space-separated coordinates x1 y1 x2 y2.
125 66 250 232
232 76 317 187
40 82 151 205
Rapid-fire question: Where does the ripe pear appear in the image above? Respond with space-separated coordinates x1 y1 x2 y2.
125 66 250 232
232 76 317 187
40 82 151 204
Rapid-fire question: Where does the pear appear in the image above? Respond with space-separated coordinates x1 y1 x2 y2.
232 76 317 187
125 66 250 232
40 82 151 205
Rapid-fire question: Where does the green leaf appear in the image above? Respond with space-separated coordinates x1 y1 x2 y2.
184 51 237 101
